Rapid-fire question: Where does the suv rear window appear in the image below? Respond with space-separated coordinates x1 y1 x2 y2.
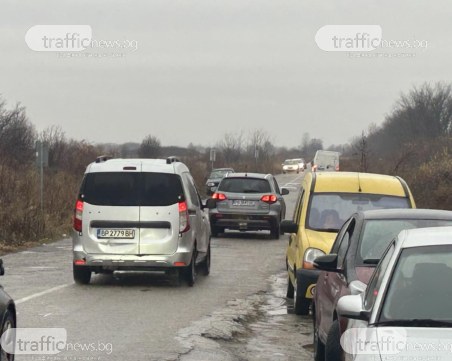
81 172 184 206
218 178 271 193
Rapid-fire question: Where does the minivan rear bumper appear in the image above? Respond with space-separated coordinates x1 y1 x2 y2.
73 250 193 270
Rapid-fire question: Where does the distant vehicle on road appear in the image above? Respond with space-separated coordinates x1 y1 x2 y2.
312 150 340 172
205 168 234 195
282 159 300 174
280 171 416 315
337 226 452 361
72 156 211 286
313 209 452 361
293 158 306 171
207 172 289 239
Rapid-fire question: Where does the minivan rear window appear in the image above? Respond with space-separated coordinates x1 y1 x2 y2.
218 178 271 193
81 172 184 206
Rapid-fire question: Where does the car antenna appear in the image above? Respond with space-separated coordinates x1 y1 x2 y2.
245 165 248 177
357 172 362 192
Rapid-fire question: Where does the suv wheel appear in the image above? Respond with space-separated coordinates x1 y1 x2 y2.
325 320 342 361
270 222 280 240
73 265 91 285
313 310 325 361
294 276 310 315
199 243 211 276
185 249 197 287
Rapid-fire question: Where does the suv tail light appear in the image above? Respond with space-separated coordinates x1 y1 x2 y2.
73 199 84 232
178 201 190 233
212 193 227 200
261 194 277 204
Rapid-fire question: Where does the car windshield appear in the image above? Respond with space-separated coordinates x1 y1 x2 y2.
306 193 411 232
380 245 452 322
82 172 184 206
209 170 231 179
218 177 271 193
284 160 298 165
358 219 452 264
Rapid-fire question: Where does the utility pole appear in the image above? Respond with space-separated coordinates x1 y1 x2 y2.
210 148 216 170
36 141 49 215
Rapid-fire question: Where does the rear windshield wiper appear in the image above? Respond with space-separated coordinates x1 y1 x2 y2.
373 319 452 327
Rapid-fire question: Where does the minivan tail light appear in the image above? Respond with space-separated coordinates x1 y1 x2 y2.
212 193 227 200
178 201 190 233
73 199 84 232
261 194 277 204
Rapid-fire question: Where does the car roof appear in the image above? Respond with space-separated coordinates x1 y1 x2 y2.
398 226 452 249
311 172 407 197
224 172 270 179
356 208 452 221
211 168 234 171
86 158 189 174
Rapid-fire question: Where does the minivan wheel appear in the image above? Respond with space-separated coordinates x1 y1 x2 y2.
200 243 211 276
73 265 91 285
286 274 294 299
185 250 197 287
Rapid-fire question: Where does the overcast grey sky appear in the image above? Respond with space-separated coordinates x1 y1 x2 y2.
1 0 451 148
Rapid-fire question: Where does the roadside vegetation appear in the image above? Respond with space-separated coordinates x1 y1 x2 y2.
0 82 450 246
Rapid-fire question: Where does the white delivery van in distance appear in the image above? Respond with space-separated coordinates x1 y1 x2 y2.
311 150 340 172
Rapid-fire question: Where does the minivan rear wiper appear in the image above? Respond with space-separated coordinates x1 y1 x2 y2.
373 319 452 327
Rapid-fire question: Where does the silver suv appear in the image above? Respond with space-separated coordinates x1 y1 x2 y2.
72 156 211 286
207 173 289 239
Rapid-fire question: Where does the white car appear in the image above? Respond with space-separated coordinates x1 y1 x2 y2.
282 159 300 174
337 226 452 361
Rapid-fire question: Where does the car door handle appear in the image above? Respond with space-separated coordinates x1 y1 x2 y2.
188 209 197 215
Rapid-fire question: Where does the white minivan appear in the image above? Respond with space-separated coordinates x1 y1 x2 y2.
72 156 211 286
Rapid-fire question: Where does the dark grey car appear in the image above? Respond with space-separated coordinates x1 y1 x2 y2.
205 168 234 195
207 173 289 239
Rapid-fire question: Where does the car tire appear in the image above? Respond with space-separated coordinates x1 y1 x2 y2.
294 275 310 315
286 274 294 299
313 310 325 361
270 221 280 240
0 309 15 361
184 249 197 287
73 265 91 285
211 226 223 237
325 320 343 361
200 243 211 276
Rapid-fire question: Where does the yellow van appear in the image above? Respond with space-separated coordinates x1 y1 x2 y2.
281 172 416 315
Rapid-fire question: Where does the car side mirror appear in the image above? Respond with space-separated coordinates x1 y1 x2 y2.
0 259 5 276
280 188 289 196
337 294 370 321
206 198 217 209
280 220 298 234
313 254 340 272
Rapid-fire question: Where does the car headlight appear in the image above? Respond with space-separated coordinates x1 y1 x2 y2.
303 248 325 269
207 182 215 187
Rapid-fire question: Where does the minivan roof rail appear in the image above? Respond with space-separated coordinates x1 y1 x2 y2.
166 156 180 164
95 155 113 163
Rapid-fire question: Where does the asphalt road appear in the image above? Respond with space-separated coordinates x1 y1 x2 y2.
0 173 314 361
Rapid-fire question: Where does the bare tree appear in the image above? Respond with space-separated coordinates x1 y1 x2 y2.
217 131 244 164
139 135 162 158
0 100 36 165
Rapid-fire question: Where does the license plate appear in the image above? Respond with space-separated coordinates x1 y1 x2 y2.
232 200 255 207
97 229 135 239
